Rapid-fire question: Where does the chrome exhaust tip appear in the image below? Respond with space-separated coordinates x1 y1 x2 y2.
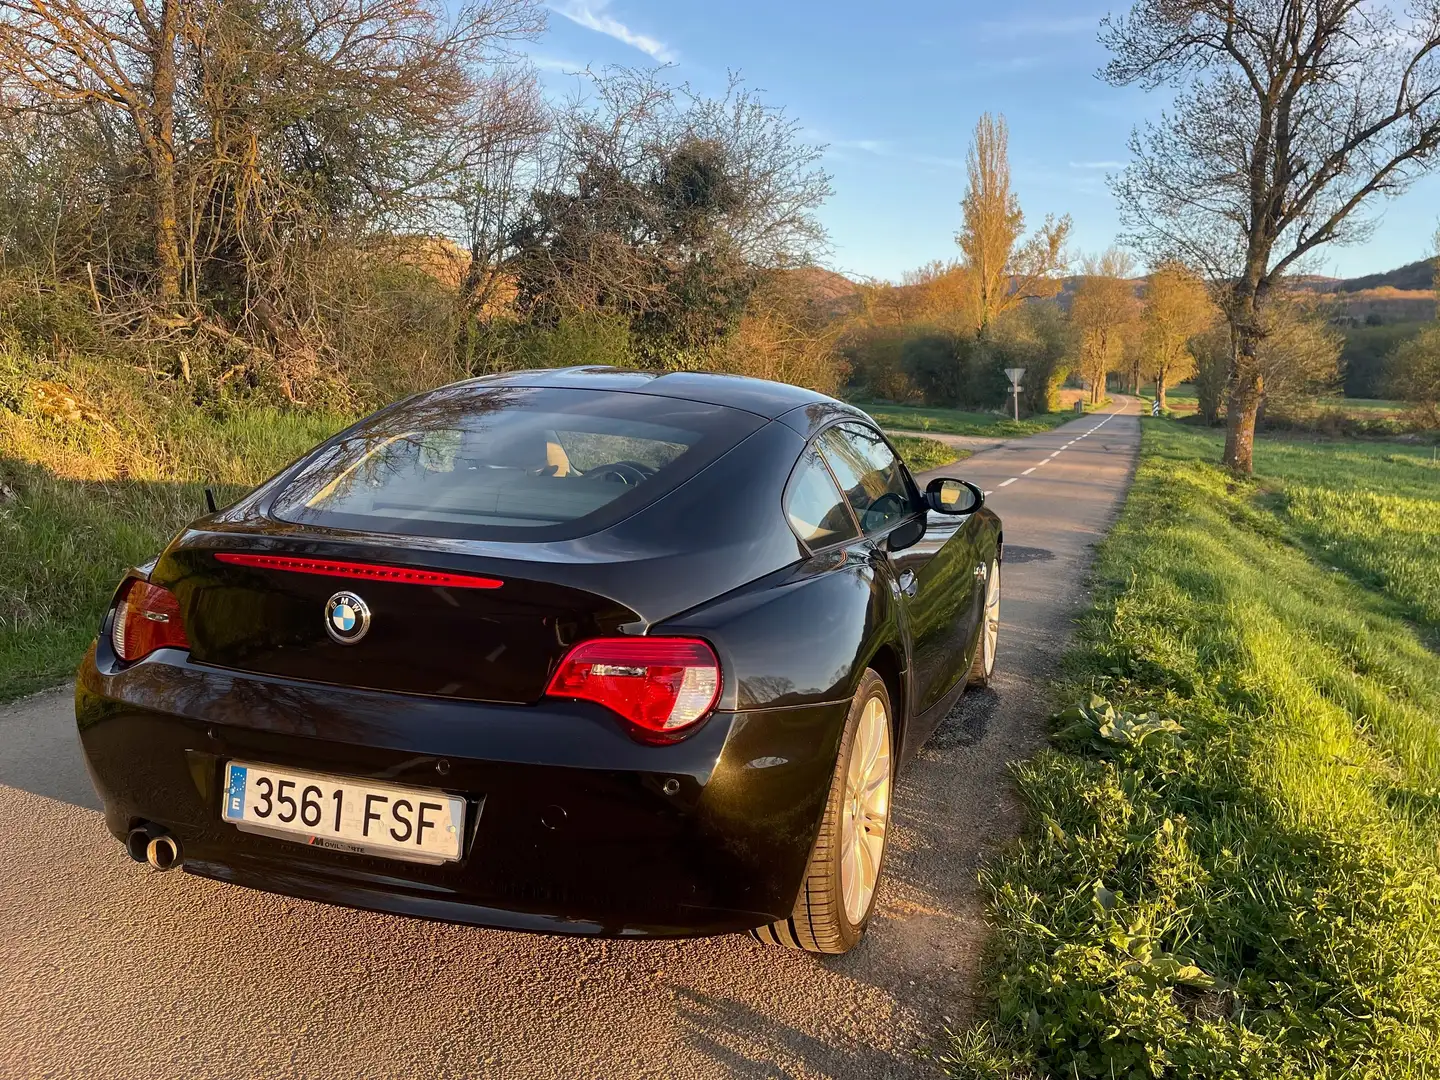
144 833 182 872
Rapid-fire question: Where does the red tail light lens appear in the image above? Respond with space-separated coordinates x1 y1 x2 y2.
112 580 189 662
545 638 721 736
214 552 503 590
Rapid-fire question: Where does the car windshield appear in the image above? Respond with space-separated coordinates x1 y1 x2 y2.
271 385 761 540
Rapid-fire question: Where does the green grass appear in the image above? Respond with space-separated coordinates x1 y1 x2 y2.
888 433 967 472
852 402 1081 437
0 408 348 700
1147 383 1200 415
1316 396 1411 414
1143 383 1429 427
1262 440 1440 630
948 422 1440 1079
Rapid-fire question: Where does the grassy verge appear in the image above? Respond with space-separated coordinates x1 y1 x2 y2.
1142 383 1437 436
947 422 1440 1078
853 402 1080 437
0 408 347 701
888 433 967 472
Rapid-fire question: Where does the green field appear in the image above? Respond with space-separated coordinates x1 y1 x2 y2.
1145 383 1419 422
854 401 1082 437
887 433 966 472
948 422 1440 1078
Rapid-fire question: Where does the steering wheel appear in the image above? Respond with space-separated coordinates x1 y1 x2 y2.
590 460 655 486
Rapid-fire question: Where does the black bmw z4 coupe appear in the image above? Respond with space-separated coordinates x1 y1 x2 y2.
76 367 1003 954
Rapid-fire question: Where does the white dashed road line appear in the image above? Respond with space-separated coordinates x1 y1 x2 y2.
979 404 1125 498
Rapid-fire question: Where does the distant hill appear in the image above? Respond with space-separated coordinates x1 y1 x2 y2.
1054 259 1437 322
784 266 863 318
790 257 1436 326
1301 258 1437 294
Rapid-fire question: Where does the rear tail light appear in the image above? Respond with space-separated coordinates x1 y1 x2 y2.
545 638 721 737
112 579 189 662
214 552 503 590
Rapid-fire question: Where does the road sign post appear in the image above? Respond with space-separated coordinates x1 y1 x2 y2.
1004 367 1025 422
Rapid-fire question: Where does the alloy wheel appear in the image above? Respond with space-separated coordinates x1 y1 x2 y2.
981 562 1000 676
840 694 891 925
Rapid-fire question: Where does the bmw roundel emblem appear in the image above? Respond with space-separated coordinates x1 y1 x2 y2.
324 591 371 645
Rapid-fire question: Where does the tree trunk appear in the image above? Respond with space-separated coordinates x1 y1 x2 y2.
1223 288 1264 474
1157 370 1168 411
148 0 182 304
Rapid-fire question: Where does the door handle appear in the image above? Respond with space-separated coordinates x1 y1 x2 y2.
974 564 987 582
898 569 918 598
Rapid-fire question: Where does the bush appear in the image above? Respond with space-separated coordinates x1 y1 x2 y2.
1386 323 1440 413
843 302 1071 412
1342 321 1428 397
901 330 967 404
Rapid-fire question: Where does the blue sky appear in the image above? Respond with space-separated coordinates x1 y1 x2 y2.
530 0 1440 283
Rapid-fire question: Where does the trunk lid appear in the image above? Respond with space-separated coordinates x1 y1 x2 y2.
159 539 639 704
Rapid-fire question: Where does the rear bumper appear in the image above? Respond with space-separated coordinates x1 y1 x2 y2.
75 643 849 938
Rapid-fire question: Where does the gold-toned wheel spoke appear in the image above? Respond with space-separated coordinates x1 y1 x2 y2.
862 811 887 842
981 564 1000 671
841 692 892 925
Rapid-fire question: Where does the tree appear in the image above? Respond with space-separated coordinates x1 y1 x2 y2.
1071 248 1139 404
1254 294 1342 418
0 0 185 302
507 69 832 362
1386 225 1440 415
995 301 1074 413
955 113 1071 335
1103 1 1440 474
1142 260 1214 409
1 0 543 326
1386 326 1440 415
1191 323 1232 424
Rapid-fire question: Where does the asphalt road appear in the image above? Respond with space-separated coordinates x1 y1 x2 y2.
0 399 1140 1080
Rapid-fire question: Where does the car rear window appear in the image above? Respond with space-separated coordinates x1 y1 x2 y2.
270 385 764 540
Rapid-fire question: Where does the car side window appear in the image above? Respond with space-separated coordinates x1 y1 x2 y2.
784 445 860 548
818 423 915 535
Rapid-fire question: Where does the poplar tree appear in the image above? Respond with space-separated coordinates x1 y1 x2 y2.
955 113 1071 335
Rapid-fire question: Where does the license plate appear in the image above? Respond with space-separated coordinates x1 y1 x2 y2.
222 761 465 864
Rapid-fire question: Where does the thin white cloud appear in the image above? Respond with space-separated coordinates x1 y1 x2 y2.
979 55 1045 73
549 1 675 63
529 53 589 73
831 138 893 155
1069 160 1124 170
807 129 972 172
979 14 1101 39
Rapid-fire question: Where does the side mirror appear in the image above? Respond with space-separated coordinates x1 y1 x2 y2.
925 478 983 515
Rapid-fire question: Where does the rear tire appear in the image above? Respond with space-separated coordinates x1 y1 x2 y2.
967 558 1000 688
752 670 893 954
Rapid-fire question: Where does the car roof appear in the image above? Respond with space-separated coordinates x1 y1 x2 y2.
453 366 855 422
